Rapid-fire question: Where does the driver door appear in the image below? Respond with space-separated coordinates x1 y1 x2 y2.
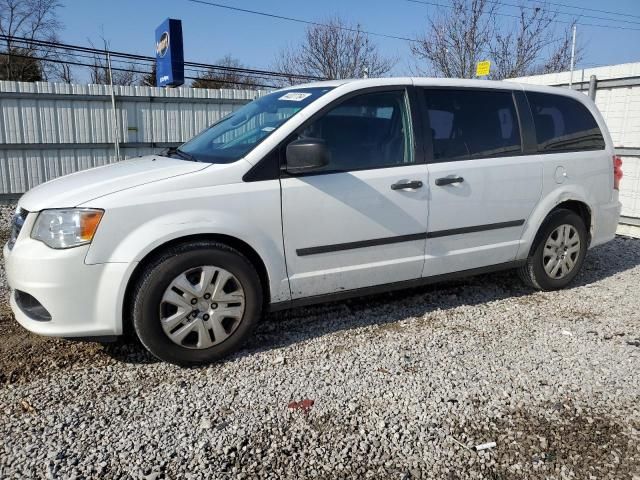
280 88 430 299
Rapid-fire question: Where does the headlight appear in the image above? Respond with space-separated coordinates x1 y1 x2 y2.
31 209 104 249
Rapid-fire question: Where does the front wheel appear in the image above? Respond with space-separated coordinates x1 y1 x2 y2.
132 241 263 366
518 209 588 291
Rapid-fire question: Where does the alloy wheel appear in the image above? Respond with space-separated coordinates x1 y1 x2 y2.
542 224 581 280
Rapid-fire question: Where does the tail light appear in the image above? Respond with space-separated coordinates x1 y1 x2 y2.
613 155 623 190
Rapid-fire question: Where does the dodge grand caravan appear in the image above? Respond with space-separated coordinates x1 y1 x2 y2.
4 78 622 365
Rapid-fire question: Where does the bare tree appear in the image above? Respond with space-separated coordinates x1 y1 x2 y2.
45 46 76 83
410 0 496 78
0 48 41 80
489 7 581 79
274 16 396 84
411 0 582 79
192 54 255 89
139 62 156 87
88 54 138 86
51 58 72 82
0 0 64 81
87 37 138 86
528 21 582 76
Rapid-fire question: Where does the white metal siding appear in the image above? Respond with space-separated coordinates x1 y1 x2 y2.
512 63 640 221
0 80 262 195
620 157 640 219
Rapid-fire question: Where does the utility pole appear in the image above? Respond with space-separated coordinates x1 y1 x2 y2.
569 24 577 88
106 48 121 162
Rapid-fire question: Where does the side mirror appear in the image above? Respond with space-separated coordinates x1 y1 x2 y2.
285 138 330 174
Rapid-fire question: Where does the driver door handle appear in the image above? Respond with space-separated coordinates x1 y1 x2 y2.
391 180 423 190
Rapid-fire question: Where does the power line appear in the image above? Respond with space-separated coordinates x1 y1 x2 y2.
17 44 284 82
461 0 640 27
186 0 640 39
530 0 640 21
0 34 323 81
0 50 282 88
7 42 285 83
506 0 640 26
402 0 640 31
186 0 418 42
0 43 300 88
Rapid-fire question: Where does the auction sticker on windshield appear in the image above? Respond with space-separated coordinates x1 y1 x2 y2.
279 92 313 101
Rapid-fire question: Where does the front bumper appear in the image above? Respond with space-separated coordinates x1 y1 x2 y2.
3 235 130 338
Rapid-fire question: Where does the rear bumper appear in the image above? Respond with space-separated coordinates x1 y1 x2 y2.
3 238 130 337
591 200 622 248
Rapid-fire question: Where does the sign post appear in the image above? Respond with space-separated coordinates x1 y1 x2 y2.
155 18 184 87
476 60 491 78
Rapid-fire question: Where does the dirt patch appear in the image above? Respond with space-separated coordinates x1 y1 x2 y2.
564 308 600 321
0 315 110 385
375 321 405 333
456 401 640 479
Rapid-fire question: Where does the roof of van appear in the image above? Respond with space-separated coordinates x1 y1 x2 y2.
279 77 589 101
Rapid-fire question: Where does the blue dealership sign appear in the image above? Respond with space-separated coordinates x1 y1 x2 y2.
155 18 184 87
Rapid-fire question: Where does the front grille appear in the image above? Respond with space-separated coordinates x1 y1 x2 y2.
7 207 28 250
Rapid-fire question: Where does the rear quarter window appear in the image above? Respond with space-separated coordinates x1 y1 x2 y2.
526 92 605 153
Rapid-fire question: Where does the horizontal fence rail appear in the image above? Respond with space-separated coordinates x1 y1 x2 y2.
0 80 263 195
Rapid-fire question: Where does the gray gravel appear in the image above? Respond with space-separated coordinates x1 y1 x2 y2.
0 204 15 300
1 202 639 479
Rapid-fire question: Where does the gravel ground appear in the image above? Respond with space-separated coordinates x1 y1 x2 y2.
0 204 639 479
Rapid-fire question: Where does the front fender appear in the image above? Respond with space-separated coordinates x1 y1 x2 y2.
84 172 291 304
93 209 278 263
87 208 289 304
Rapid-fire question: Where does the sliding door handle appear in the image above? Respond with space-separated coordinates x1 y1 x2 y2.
391 180 423 190
435 176 464 186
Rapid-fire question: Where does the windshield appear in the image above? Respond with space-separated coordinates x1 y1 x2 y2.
177 87 334 163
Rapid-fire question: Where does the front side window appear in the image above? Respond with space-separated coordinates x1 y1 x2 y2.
178 87 333 163
526 92 605 152
423 89 522 162
295 90 415 172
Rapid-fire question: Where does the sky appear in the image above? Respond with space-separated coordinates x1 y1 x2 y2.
57 0 640 79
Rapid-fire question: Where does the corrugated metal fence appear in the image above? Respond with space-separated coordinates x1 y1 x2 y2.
0 80 262 196
3 73 640 231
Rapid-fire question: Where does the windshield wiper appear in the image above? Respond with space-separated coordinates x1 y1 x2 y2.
164 146 199 162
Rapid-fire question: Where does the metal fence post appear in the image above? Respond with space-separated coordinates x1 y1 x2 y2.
588 75 597 100
106 50 121 162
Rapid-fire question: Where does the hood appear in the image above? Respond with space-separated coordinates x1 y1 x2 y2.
19 155 209 212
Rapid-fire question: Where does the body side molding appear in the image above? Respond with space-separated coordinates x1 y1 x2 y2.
296 219 526 256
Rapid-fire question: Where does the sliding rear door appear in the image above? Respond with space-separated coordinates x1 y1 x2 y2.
420 88 543 276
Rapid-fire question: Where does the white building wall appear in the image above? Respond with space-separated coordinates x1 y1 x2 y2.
511 63 640 225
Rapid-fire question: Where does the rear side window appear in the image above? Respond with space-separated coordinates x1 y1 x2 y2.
423 89 522 162
526 92 605 152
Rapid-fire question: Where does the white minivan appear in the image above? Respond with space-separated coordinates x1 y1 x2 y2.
4 78 622 365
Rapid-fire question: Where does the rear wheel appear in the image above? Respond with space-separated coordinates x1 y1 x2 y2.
132 241 262 366
518 209 588 291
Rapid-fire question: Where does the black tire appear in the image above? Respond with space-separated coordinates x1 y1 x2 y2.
518 209 588 291
132 241 263 366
